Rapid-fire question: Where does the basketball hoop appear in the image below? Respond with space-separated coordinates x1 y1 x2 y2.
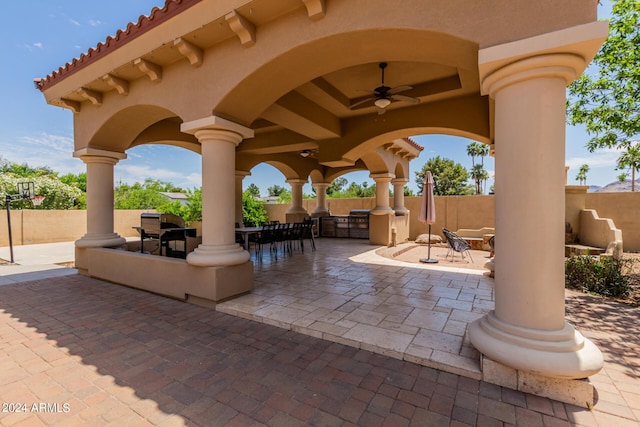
30 196 46 207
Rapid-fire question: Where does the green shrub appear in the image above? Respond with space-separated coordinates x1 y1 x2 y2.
565 255 631 298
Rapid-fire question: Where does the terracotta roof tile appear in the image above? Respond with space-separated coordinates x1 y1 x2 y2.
34 0 201 92
403 137 424 151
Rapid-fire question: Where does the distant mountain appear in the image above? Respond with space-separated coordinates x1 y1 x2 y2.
588 179 640 192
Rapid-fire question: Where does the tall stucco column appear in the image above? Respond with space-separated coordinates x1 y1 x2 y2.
286 179 308 215
392 178 409 215
468 53 603 379
235 171 250 226
312 182 330 216
370 173 394 215
74 148 127 248
181 116 253 266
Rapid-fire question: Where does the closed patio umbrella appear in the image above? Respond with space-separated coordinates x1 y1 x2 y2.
418 171 438 263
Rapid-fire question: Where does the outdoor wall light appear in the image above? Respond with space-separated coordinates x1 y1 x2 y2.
374 98 391 109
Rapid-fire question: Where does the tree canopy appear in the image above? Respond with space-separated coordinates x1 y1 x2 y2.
415 156 473 196
567 0 640 151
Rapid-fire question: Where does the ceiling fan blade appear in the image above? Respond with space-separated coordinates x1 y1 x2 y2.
349 97 376 109
389 85 413 94
391 94 420 104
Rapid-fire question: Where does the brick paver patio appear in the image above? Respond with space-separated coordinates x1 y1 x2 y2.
0 239 638 426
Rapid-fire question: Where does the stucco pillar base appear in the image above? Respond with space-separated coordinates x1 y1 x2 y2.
187 243 250 267
312 207 330 216
480 356 595 408
393 206 409 216
286 206 308 215
369 207 394 215
469 311 603 380
75 233 126 248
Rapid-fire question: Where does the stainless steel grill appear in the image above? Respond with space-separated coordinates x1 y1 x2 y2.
319 210 369 239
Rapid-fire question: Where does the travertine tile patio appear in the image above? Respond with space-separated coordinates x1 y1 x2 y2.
217 239 493 379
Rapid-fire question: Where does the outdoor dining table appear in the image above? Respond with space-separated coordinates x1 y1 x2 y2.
235 226 263 251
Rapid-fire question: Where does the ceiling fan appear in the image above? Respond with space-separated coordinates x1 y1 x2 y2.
350 62 420 114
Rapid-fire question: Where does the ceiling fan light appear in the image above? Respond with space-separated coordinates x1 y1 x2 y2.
374 98 391 109
300 150 311 158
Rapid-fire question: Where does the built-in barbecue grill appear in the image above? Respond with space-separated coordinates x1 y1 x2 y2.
136 213 197 258
320 210 369 239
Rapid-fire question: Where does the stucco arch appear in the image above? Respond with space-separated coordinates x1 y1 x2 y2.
215 28 478 125
394 163 408 181
84 105 185 153
321 96 489 167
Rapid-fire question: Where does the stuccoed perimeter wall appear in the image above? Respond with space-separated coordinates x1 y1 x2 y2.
0 210 148 246
265 195 495 241
3 192 639 251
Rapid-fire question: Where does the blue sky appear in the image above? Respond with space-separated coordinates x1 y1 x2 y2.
0 1 618 196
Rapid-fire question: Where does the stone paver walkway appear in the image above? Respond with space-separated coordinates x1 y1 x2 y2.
0 239 638 426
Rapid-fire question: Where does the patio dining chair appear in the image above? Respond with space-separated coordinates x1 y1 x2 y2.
442 228 473 262
254 224 278 261
301 219 316 252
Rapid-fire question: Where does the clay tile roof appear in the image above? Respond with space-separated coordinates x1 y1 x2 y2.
34 0 201 92
403 137 424 151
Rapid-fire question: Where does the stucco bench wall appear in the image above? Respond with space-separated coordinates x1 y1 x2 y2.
579 209 623 255
81 247 253 305
454 227 495 251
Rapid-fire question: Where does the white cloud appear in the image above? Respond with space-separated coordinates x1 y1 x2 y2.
565 147 623 169
0 132 83 175
88 19 102 27
68 18 81 26
115 164 202 188
32 42 43 49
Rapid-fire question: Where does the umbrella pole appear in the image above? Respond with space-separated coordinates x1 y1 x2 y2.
420 224 438 263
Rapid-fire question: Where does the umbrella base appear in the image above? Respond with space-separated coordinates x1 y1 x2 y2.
419 258 439 264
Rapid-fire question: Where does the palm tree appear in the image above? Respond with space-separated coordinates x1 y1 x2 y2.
575 164 590 185
616 142 640 191
466 142 489 194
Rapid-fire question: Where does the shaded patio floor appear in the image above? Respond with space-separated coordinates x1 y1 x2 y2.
218 240 492 380
218 238 640 424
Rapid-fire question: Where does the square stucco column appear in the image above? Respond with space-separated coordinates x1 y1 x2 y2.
182 116 253 267
469 24 608 380
74 148 127 248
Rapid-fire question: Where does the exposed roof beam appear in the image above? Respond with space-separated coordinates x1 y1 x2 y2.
302 0 326 21
225 10 256 47
174 38 203 67
102 74 129 95
133 58 163 82
77 88 102 105
57 98 80 113
237 129 314 155
260 91 341 140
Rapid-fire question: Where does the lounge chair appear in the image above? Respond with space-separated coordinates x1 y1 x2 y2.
442 228 473 262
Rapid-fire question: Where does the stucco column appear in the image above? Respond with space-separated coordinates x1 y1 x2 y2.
286 179 308 215
392 178 409 215
312 182 330 216
370 173 394 215
468 53 603 378
181 116 253 266
235 171 250 226
74 148 126 248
